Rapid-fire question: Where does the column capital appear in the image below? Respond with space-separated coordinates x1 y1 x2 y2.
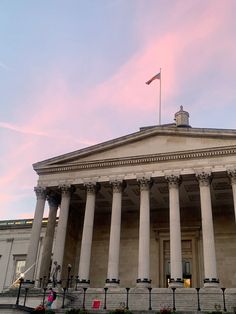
138 177 153 191
47 193 60 208
165 174 181 188
59 184 75 197
34 186 47 200
196 171 212 187
110 180 126 193
84 182 100 194
227 168 236 184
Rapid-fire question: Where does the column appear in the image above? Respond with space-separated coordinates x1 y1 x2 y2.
106 180 124 286
137 177 152 287
39 193 60 281
196 171 219 287
166 174 183 287
227 169 236 222
78 182 97 286
51 185 73 283
25 187 47 282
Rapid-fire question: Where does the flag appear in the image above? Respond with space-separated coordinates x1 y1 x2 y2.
145 72 161 85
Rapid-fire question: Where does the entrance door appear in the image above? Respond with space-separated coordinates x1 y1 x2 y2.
164 259 192 287
183 260 192 288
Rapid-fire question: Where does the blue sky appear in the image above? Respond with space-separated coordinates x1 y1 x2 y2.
1 0 236 219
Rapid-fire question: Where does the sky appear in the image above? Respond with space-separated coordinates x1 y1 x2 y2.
1 0 236 220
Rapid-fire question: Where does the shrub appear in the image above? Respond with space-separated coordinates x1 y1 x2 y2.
65 310 89 314
30 307 55 314
108 309 133 314
159 305 172 314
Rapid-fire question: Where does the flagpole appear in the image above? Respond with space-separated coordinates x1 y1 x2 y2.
159 68 162 125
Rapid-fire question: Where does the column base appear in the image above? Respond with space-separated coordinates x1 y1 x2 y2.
136 278 151 288
168 278 184 288
203 278 219 287
76 279 90 288
105 278 120 287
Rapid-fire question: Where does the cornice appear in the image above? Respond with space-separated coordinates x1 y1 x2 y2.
35 144 236 175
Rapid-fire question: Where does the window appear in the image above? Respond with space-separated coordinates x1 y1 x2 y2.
13 255 26 284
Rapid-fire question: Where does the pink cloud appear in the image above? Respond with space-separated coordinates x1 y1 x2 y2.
80 0 235 121
1 0 236 220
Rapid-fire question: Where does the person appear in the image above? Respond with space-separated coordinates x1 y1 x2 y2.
51 261 61 287
46 288 56 309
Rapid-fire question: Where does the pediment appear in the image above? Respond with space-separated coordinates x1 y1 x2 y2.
33 126 236 172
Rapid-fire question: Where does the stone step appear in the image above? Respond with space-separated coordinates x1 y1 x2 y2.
67 287 236 312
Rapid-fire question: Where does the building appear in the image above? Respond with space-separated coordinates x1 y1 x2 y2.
1 107 236 293
0 218 49 292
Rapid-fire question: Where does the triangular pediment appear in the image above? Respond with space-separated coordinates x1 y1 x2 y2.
33 125 236 173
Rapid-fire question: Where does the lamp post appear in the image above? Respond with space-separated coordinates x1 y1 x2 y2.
104 287 108 310
171 287 176 312
62 287 66 308
221 288 227 312
82 287 87 309
23 288 29 306
67 264 72 290
196 288 201 311
42 287 47 306
126 288 130 310
16 274 24 306
148 287 152 310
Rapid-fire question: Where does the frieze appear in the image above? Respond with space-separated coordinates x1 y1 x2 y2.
35 145 236 175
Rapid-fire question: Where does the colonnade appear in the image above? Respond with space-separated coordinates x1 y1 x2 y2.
24 170 236 288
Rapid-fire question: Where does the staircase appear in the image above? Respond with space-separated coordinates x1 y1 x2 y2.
67 287 236 313
1 287 236 313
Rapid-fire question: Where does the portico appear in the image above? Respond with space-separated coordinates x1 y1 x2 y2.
25 108 236 289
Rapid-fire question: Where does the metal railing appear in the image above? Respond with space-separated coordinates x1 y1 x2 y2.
11 279 235 312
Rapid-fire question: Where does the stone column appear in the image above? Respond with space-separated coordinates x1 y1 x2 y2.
166 174 183 288
227 169 236 222
106 180 124 286
51 185 73 283
78 182 97 286
25 187 47 282
39 194 60 281
137 177 152 287
196 171 219 287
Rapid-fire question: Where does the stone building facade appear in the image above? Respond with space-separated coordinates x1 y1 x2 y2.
0 219 48 292
3 107 236 292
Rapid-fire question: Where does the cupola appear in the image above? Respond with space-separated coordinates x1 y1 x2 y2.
174 106 191 128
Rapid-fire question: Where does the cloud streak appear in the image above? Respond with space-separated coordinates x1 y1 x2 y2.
0 0 236 220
